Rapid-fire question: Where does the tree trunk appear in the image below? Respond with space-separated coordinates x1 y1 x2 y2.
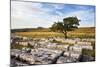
64 32 67 39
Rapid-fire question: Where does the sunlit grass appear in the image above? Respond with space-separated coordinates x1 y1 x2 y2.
14 27 95 38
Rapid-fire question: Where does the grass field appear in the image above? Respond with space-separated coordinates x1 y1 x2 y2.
13 27 95 38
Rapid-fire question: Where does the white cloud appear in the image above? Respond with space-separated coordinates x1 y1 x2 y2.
51 4 65 9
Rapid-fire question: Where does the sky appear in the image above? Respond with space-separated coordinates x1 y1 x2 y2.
11 1 95 29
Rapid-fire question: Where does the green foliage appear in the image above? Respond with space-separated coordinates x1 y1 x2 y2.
82 49 95 58
11 44 25 49
11 44 33 49
50 22 64 32
91 41 95 50
28 43 33 48
63 17 80 29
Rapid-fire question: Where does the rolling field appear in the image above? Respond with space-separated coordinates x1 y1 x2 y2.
13 27 95 38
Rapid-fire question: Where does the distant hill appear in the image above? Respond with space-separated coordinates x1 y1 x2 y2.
11 27 50 33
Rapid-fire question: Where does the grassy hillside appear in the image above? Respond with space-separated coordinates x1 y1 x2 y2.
12 27 95 38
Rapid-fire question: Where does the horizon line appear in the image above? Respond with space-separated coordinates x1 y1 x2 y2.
11 26 95 29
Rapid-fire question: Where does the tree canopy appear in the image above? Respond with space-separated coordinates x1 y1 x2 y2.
50 16 80 38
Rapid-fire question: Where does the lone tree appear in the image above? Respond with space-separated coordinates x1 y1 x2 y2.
50 16 80 38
